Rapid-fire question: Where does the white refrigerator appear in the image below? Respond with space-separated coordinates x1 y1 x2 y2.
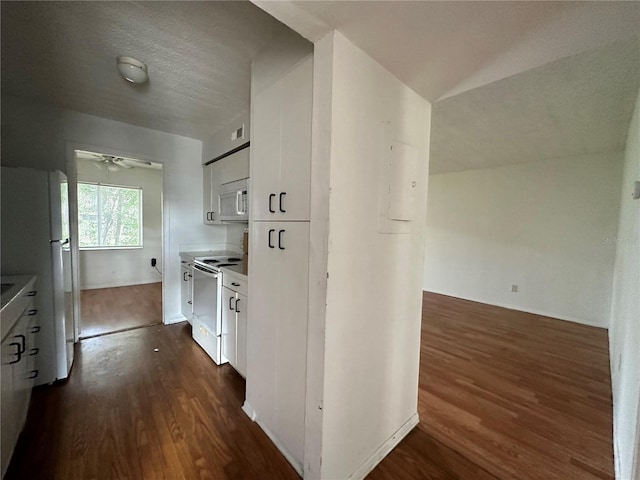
1 166 75 385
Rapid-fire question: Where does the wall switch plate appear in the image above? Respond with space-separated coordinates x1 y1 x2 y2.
510 284 518 293
632 180 640 200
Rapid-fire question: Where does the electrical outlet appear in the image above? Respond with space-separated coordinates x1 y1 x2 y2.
510 284 518 293
151 258 157 267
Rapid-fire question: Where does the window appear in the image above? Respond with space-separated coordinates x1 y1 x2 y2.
77 182 143 249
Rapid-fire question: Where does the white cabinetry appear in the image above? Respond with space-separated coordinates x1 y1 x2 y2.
203 163 219 224
248 222 310 466
180 260 193 323
1 277 39 478
203 146 250 224
247 52 313 474
221 272 248 378
251 56 312 221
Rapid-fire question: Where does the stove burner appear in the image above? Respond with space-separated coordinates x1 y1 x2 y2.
203 259 220 264
216 263 235 267
227 257 242 262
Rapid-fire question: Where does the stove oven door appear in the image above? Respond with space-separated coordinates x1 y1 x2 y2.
191 265 221 336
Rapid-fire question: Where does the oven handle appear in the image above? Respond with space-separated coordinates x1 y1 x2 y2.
192 264 219 278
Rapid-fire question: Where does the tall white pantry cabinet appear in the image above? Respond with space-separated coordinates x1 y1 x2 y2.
246 54 313 472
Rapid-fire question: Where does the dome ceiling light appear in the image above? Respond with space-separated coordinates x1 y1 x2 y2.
117 56 148 84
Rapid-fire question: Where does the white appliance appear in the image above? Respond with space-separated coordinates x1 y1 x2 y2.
191 254 243 364
0 167 76 385
218 178 248 222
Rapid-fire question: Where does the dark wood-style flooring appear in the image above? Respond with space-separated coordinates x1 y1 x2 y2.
371 292 613 480
6 292 613 479
80 283 162 338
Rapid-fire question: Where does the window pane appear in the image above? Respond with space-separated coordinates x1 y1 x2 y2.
77 182 142 248
78 183 98 247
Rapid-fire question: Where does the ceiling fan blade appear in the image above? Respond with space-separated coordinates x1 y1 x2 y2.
126 158 153 166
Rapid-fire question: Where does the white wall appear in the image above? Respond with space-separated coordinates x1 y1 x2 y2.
201 109 251 163
1 94 226 323
306 32 431 479
76 159 163 289
423 152 623 327
609 86 640 480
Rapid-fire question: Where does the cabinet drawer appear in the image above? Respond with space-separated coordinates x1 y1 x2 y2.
222 272 248 296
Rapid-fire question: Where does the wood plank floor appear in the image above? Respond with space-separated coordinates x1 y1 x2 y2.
390 292 612 480
80 283 162 338
6 292 613 479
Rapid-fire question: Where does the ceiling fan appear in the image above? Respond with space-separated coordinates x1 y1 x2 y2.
89 153 152 172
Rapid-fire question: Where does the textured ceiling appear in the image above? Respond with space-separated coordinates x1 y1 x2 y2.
3 1 639 173
429 37 640 174
254 1 640 101
1 1 288 140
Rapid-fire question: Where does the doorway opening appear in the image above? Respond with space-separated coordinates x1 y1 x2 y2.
73 150 164 338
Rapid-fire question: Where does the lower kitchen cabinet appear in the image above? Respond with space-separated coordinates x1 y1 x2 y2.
222 272 248 378
180 260 193 323
247 221 309 468
1 280 39 478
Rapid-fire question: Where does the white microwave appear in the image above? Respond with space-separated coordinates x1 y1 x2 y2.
218 178 248 222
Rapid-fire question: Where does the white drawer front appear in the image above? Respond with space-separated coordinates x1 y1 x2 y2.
222 272 247 296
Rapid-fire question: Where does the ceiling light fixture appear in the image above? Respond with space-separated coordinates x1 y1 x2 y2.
117 56 148 84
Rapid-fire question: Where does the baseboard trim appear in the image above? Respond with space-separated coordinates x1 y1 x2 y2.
242 403 303 477
349 413 420 480
424 289 607 329
81 279 161 290
241 401 256 421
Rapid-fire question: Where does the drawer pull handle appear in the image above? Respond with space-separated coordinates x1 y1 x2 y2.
15 334 26 354
27 370 38 379
229 296 235 311
268 194 275 213
29 347 39 356
31 326 41 333
27 291 37 297
235 298 241 313
28 309 38 316
231 282 240 287
8 343 21 364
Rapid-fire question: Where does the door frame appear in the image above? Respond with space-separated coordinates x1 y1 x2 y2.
64 141 166 341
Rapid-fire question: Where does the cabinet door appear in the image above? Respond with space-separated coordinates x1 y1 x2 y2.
247 222 280 428
221 286 237 367
180 264 192 322
247 221 309 464
1 333 17 476
202 163 215 224
278 56 312 221
251 56 313 222
12 314 30 425
251 79 282 221
216 148 250 185
235 292 247 378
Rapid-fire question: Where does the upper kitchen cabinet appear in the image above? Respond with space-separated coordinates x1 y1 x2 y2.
202 112 250 225
251 55 312 221
203 146 250 224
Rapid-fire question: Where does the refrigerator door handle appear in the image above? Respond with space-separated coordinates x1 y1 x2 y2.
49 238 69 245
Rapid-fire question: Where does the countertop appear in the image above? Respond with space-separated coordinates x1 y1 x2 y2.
220 263 247 279
179 250 241 262
1 275 37 341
